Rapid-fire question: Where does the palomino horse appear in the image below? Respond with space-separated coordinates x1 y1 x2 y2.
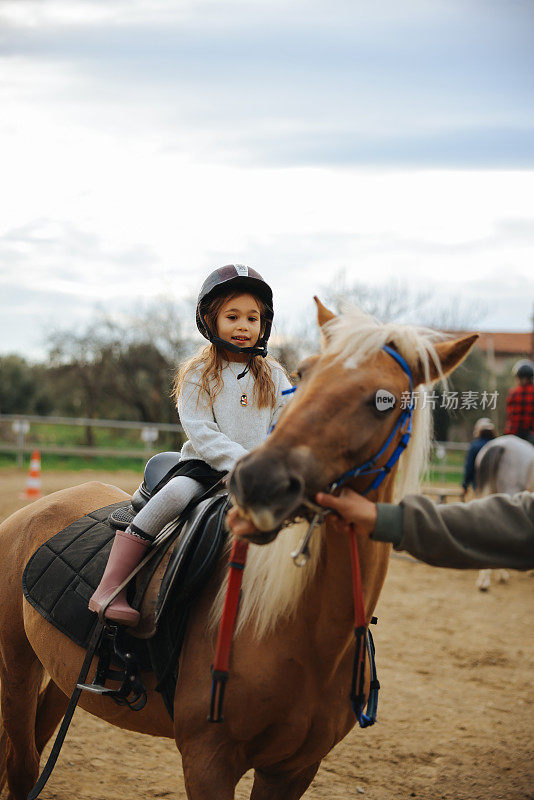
0 300 476 800
474 434 534 591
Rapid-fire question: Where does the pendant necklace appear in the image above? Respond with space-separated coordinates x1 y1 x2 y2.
229 362 252 407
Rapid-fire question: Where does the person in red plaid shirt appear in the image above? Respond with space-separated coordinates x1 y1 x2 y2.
504 360 534 445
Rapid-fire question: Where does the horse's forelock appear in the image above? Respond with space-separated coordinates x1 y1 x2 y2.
324 308 446 379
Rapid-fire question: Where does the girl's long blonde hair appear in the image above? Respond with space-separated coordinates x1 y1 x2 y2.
173 292 278 409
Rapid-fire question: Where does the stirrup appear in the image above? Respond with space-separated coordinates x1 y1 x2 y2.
77 624 147 711
108 503 137 530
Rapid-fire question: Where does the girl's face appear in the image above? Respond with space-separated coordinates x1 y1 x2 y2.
216 293 261 351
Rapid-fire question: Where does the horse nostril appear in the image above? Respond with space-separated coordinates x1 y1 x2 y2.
287 475 304 498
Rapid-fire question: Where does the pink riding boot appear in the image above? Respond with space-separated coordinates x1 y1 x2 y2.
89 529 150 626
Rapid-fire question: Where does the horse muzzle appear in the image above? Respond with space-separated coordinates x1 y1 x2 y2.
229 447 311 536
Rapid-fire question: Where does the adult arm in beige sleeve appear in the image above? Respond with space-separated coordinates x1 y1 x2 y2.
372 492 534 570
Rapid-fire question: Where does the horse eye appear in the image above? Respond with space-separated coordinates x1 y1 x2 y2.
372 390 397 414
292 355 320 383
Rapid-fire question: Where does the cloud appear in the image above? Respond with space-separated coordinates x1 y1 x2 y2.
1 217 532 360
1 0 533 168
442 271 534 332
0 219 159 297
0 283 100 359
1 0 532 360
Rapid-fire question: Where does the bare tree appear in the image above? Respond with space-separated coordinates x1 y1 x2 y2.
47 325 114 444
321 269 486 329
321 269 432 322
45 298 193 431
418 296 488 331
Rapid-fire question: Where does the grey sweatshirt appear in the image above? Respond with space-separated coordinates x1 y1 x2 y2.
372 492 534 570
178 360 292 472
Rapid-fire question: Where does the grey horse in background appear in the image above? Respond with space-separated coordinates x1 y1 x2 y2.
474 434 534 590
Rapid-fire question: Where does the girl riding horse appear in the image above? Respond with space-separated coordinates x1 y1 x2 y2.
90 265 291 625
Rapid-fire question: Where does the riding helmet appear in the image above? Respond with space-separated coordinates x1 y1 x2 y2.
513 359 534 380
473 417 495 438
196 265 274 357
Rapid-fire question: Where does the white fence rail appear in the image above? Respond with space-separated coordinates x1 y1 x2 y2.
0 414 183 466
0 414 469 477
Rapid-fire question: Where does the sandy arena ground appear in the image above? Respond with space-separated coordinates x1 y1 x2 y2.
0 467 532 800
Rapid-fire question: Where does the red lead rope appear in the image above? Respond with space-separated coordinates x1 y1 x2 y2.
349 529 366 626
349 528 378 727
208 536 249 722
208 528 378 726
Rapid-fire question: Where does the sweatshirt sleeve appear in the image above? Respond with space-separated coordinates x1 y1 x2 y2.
178 379 248 472
269 368 294 428
372 492 534 570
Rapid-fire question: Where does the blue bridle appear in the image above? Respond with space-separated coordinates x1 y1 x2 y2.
282 344 415 497
329 345 414 495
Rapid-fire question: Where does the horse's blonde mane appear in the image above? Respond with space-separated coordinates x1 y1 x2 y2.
210 519 322 638
211 306 445 639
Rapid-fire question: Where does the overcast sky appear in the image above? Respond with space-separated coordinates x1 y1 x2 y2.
1 0 533 359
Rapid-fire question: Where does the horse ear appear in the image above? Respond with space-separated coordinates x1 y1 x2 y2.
413 334 479 386
314 296 336 328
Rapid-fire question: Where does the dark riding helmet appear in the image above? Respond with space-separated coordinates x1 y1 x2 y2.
513 359 534 380
196 265 274 357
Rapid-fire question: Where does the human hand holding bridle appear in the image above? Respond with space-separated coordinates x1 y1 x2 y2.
315 488 378 538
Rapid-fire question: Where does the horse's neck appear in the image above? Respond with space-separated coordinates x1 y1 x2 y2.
303 516 389 668
304 473 395 665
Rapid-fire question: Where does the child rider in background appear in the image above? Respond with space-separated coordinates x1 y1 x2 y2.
461 417 496 497
90 265 292 626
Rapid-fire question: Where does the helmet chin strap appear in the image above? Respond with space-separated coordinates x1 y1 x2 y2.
211 334 268 358
207 333 267 380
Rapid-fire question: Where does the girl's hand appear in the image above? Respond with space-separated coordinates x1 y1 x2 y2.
227 505 258 537
315 488 377 538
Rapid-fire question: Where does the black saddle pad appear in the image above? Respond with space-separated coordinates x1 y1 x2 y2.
22 501 131 649
22 493 230 716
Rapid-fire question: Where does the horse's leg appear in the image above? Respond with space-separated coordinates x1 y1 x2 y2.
497 569 510 584
35 678 68 755
0 647 44 800
476 568 491 591
249 763 320 800
181 744 243 800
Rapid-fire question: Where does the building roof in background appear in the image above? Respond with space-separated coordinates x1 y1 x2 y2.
443 330 533 357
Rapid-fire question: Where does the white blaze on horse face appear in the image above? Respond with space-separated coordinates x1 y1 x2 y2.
291 445 314 464
343 355 360 371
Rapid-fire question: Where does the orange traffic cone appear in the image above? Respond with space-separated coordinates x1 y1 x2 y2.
24 449 42 499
